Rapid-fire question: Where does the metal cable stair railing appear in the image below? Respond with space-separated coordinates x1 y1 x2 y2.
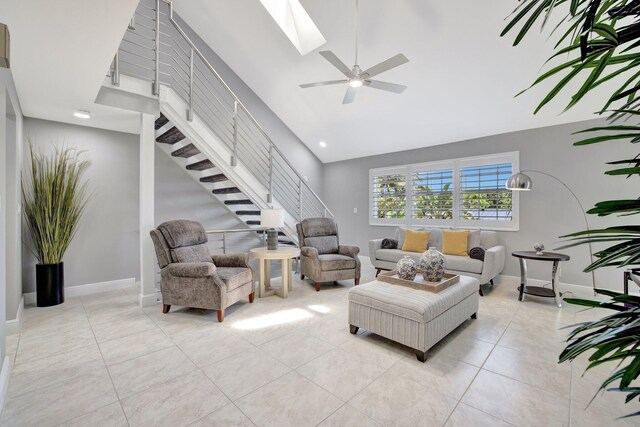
110 0 333 225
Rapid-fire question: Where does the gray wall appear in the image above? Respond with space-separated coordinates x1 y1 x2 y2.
23 118 140 291
323 118 638 290
154 145 261 255
174 14 325 197
22 118 260 292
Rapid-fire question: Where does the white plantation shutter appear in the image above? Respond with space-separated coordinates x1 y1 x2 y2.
411 166 454 224
459 163 513 221
370 168 407 225
370 152 519 230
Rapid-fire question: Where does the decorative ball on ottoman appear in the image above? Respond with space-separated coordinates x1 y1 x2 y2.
534 242 545 255
396 256 417 280
420 247 445 282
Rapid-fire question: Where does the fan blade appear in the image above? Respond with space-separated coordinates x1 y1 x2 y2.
342 86 357 104
366 80 407 94
362 53 409 78
299 79 348 88
319 51 352 77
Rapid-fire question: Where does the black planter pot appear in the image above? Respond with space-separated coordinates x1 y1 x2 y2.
36 262 64 307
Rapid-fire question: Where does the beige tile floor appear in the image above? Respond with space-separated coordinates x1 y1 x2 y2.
1 258 636 427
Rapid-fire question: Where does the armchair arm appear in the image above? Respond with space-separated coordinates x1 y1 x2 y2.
480 245 505 284
368 239 384 266
301 246 319 258
166 262 216 278
211 253 250 268
339 245 360 258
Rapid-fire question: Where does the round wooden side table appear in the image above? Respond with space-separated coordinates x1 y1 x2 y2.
250 246 300 299
511 251 570 308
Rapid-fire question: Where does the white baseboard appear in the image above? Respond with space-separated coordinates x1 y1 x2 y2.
496 274 639 298
0 356 10 415
5 296 24 336
138 293 157 307
24 277 137 305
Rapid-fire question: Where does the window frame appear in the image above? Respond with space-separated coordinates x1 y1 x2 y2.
369 152 519 231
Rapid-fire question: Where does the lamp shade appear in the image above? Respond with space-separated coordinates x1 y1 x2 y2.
506 172 533 191
260 208 284 228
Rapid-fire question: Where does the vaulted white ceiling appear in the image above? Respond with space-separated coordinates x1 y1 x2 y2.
0 0 140 134
174 0 608 163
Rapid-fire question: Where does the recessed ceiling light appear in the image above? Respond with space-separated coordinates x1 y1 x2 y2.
73 110 91 119
319 141 327 148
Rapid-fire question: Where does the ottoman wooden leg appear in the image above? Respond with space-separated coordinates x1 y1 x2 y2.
349 325 359 334
162 304 170 314
415 349 427 363
471 312 477 319
315 282 321 292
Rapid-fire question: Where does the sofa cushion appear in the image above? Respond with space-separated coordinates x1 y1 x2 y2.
444 255 483 274
170 244 212 264
217 267 253 291
375 249 483 274
442 230 469 256
158 219 208 248
376 249 421 264
480 231 498 248
425 228 443 251
468 230 481 250
395 227 444 251
402 230 431 252
348 276 479 323
305 235 339 254
318 254 356 271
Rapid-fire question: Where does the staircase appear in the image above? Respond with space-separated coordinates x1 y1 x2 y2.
154 114 294 246
107 0 333 246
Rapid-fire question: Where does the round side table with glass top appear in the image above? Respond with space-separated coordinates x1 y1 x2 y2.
511 251 570 308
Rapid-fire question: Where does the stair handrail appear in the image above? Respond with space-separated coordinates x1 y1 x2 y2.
157 0 333 219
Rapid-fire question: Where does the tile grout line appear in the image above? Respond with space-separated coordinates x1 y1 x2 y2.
311 356 401 427
441 297 521 427
80 291 132 427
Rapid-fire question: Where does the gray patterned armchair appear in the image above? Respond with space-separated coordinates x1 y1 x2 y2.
296 218 361 292
149 219 254 322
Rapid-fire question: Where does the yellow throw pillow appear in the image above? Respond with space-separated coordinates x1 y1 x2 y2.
402 230 431 253
442 230 469 256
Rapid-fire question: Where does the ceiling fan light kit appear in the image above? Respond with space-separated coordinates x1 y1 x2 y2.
299 0 409 104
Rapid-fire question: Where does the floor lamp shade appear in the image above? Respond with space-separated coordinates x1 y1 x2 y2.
505 172 533 191
261 209 284 250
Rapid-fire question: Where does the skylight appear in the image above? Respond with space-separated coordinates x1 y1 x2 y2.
259 0 326 55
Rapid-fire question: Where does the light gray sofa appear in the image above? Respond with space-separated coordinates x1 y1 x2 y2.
150 219 255 322
369 227 505 295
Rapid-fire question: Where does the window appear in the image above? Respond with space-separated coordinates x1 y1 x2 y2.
369 152 519 230
370 168 406 223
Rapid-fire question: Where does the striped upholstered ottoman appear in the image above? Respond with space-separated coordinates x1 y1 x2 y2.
348 276 479 362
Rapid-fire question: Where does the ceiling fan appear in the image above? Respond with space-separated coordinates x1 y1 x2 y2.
299 0 409 104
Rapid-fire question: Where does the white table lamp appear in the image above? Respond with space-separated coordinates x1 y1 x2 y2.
261 208 284 250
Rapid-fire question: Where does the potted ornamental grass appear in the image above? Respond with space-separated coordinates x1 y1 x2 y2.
22 143 90 307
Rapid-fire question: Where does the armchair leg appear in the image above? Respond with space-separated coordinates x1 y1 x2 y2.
162 304 171 314
217 310 224 322
375 268 381 277
249 292 255 303
350 325 359 334
479 285 484 297
301 274 305 280
355 278 360 285
315 282 320 292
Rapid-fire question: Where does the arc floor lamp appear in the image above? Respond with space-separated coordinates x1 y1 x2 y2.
506 170 596 295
